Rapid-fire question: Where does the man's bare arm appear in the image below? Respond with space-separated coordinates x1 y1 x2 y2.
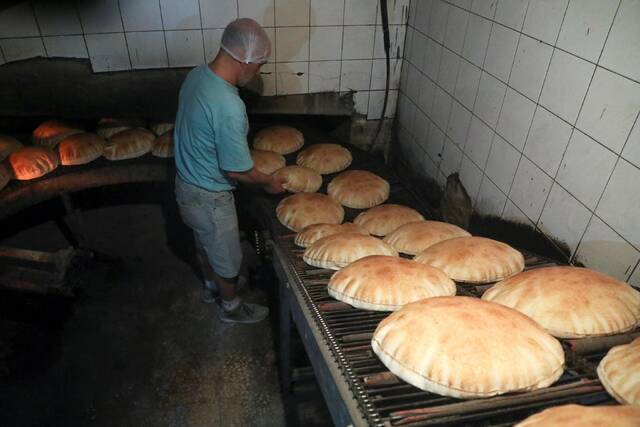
225 168 286 194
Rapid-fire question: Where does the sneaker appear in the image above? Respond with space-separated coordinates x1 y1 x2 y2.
202 282 218 304
218 302 269 324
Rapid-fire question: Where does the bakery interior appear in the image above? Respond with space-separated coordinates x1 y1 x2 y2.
1 0 640 426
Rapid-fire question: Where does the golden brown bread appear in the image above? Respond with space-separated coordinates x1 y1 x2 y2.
383 220 471 255
151 131 174 158
273 165 322 193
514 404 640 427
483 266 640 338
372 296 565 399
251 149 286 175
328 255 455 311
303 233 398 270
150 122 174 136
598 338 640 405
353 204 425 236
103 128 154 160
294 222 369 248
0 134 23 161
58 133 105 165
414 236 524 283
253 125 304 154
327 170 389 209
9 146 59 180
96 117 145 139
276 192 344 232
296 143 352 174
32 120 83 148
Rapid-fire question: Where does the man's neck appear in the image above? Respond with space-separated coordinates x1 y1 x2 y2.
209 59 238 87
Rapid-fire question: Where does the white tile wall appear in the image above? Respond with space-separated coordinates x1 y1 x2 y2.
160 0 201 30
1 38 46 62
85 33 130 72
275 27 309 62
32 1 82 36
276 61 309 95
78 0 123 34
127 32 168 69
43 36 88 59
0 3 40 38
201 0 238 28
397 0 640 282
165 30 204 67
120 0 164 31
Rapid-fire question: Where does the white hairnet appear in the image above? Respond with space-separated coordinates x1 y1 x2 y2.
220 18 271 64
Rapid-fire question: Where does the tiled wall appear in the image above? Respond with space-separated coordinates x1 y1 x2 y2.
0 0 409 120
397 0 640 284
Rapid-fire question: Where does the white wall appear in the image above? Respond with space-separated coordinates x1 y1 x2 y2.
0 0 410 119
397 0 640 284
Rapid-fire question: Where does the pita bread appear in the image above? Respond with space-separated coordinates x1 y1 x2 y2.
514 404 640 427
151 131 174 158
372 296 564 399
251 149 286 175
598 338 640 405
32 120 83 148
294 222 369 248
328 255 455 311
303 233 398 270
354 204 425 236
483 266 640 338
296 143 352 174
253 125 304 154
276 192 344 232
103 128 154 160
97 117 145 139
273 165 322 193
0 134 23 161
150 122 174 136
58 133 105 165
383 220 471 255
0 164 10 191
414 236 524 283
328 170 389 209
9 146 59 180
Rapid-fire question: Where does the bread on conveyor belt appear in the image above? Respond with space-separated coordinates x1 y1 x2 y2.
514 404 640 427
58 132 105 165
372 296 564 399
251 149 285 175
103 128 154 161
328 255 455 311
303 233 398 270
598 337 640 405
96 117 145 139
276 192 344 232
296 143 352 174
414 236 524 284
149 122 174 136
383 220 471 255
9 146 59 180
151 131 174 158
327 170 389 209
483 266 640 338
32 120 83 148
253 125 304 154
272 165 322 193
353 204 425 237
0 134 23 161
295 222 368 248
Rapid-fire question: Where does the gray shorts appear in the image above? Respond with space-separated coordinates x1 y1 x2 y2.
175 175 242 279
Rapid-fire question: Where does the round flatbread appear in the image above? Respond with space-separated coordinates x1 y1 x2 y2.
103 128 154 160
276 192 344 232
414 236 524 284
253 125 304 154
251 149 286 175
303 233 398 270
483 266 640 338
514 404 640 427
354 204 425 236
151 131 174 158
58 132 105 165
328 255 455 311
598 338 640 405
9 146 59 180
32 120 83 148
0 134 23 161
372 296 564 399
383 220 471 255
273 165 322 193
295 222 368 248
149 122 174 136
328 170 389 209
296 143 352 174
97 117 145 139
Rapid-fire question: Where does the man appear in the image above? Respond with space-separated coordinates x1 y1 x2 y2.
174 18 285 324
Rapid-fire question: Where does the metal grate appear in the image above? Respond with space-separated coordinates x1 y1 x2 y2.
274 233 618 426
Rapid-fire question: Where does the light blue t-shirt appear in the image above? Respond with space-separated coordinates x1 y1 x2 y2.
174 64 254 191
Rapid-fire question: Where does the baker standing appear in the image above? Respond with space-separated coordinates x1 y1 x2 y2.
174 18 285 324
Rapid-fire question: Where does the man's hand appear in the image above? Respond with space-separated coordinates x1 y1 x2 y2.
265 175 287 194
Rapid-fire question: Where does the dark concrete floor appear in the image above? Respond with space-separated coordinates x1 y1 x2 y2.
0 203 298 427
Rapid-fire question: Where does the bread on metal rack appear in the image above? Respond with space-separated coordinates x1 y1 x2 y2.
353 204 424 237
327 170 389 209
276 192 344 232
383 220 471 255
296 143 352 174
253 125 304 154
303 233 397 270
272 165 322 193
